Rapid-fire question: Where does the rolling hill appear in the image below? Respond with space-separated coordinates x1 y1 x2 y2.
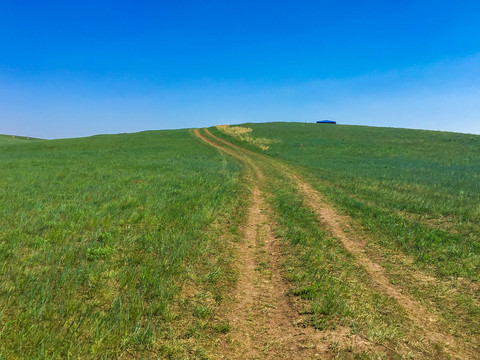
1 123 478 359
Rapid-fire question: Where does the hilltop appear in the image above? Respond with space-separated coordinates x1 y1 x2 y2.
0 134 41 144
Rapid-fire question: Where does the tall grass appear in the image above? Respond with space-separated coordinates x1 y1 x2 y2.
0 130 246 358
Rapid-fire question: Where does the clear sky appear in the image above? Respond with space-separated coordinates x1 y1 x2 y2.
1 0 479 138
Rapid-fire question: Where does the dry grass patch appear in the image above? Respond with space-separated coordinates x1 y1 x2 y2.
215 125 277 151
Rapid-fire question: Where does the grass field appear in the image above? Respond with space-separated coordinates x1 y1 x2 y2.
0 130 247 358
0 134 40 144
1 123 479 359
213 123 480 278
210 123 480 357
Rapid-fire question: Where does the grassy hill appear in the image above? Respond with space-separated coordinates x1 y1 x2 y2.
1 123 479 358
0 130 247 358
0 134 41 144
213 122 480 278
210 122 480 356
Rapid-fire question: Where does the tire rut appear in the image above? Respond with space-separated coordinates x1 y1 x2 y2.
194 129 323 359
201 127 476 359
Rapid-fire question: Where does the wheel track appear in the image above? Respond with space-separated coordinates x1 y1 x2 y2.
200 127 476 359
195 129 324 359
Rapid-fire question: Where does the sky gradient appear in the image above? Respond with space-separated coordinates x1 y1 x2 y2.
1 0 480 138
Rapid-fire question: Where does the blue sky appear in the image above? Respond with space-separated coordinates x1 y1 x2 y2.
1 0 479 138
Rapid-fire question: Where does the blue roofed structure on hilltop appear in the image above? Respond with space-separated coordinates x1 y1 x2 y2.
316 120 336 124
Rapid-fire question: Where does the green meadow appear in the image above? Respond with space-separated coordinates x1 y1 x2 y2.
2 123 479 358
0 135 39 145
0 130 247 358
214 122 480 279
210 122 480 347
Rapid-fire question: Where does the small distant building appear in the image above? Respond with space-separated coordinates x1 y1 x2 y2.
316 120 336 124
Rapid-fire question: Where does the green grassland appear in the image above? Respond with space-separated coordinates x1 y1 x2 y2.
210 122 480 350
0 134 40 144
263 169 412 352
0 130 247 358
214 122 480 278
2 123 479 358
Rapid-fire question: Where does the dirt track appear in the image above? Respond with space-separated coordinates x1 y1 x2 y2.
195 129 323 358
194 128 474 359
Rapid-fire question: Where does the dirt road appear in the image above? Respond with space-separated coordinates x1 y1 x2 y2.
194 128 474 359
195 129 323 358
